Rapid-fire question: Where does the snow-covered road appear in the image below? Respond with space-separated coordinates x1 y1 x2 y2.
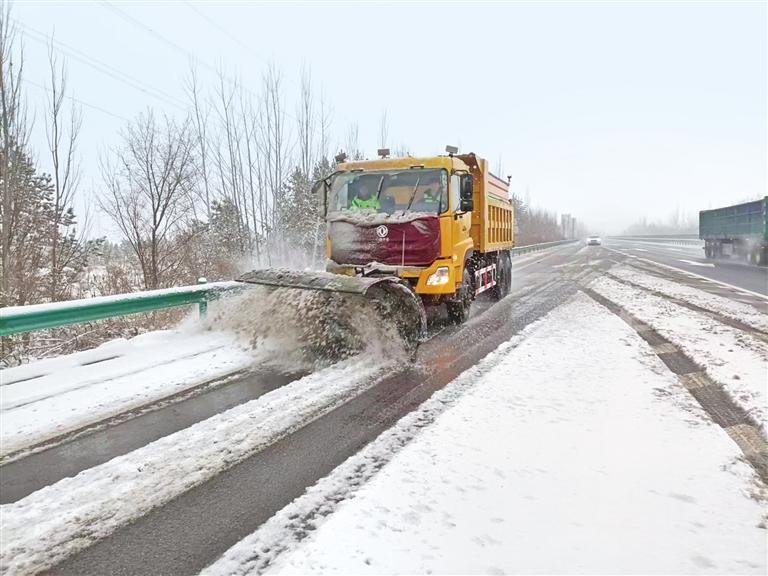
592 274 767 428
0 357 391 575
205 292 766 575
1 329 254 458
1 244 765 575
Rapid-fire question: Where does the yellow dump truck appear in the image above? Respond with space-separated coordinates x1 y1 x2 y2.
239 149 515 347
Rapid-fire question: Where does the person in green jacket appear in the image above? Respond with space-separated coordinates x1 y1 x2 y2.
421 180 442 211
350 181 381 211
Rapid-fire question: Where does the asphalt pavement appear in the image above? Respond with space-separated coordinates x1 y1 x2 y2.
605 238 767 296
48 242 603 576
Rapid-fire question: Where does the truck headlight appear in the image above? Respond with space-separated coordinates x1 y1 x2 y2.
426 267 450 286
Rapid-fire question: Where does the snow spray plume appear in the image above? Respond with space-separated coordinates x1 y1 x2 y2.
205 286 407 370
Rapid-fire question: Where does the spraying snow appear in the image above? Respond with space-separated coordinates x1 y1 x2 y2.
206 285 409 370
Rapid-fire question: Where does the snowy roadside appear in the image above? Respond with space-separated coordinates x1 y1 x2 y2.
1 329 254 457
203 293 766 575
609 265 768 332
0 356 391 575
591 276 768 428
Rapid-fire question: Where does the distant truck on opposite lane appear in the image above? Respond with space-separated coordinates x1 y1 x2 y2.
699 197 768 265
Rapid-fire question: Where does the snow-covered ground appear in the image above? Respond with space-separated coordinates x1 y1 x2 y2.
0 357 391 575
609 265 768 332
204 294 766 576
1 329 254 457
592 276 768 428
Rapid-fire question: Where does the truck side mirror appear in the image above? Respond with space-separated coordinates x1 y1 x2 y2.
312 179 328 216
460 174 474 212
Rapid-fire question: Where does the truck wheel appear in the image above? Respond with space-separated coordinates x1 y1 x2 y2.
447 268 472 324
490 252 512 301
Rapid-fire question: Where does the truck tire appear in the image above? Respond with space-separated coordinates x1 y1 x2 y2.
490 251 512 301
447 268 473 324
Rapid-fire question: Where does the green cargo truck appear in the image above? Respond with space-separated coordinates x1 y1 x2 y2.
699 196 768 265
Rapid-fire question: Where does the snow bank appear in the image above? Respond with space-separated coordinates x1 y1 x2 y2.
1 329 254 457
592 276 768 428
610 265 768 332
0 357 391 575
204 293 765 575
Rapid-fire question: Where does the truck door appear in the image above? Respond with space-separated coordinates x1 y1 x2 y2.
450 174 473 267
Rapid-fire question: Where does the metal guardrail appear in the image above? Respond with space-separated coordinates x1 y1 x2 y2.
510 239 577 256
607 235 703 247
0 280 244 338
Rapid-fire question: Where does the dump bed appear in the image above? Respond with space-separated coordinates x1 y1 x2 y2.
468 157 515 253
699 197 768 241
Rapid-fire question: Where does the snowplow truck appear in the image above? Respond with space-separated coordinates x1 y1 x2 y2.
238 151 515 349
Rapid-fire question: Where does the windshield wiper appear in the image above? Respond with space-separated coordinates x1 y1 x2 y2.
405 177 421 213
375 176 385 201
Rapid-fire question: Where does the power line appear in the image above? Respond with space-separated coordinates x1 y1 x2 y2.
183 2 257 60
102 0 219 76
26 79 129 122
15 19 188 112
102 1 302 123
181 2 301 92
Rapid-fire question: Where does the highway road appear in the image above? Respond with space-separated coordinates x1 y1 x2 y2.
606 237 768 297
2 241 765 575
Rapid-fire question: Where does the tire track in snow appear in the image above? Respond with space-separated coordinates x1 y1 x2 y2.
583 287 768 484
604 271 768 344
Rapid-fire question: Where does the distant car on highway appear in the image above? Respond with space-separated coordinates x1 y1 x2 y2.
586 235 602 246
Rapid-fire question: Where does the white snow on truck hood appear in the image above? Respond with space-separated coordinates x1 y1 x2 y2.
327 210 436 225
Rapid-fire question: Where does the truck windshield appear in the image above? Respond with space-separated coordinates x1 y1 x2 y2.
328 169 448 215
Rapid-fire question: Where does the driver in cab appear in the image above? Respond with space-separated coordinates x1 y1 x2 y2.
350 181 381 211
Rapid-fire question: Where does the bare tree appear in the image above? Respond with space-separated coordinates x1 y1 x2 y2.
46 43 83 301
185 65 212 220
345 121 362 160
256 63 289 257
99 111 198 289
213 72 249 248
318 88 332 163
296 65 314 177
394 143 411 157
378 109 388 150
494 155 504 177
0 1 28 306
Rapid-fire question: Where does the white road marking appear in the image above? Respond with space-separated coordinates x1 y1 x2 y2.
677 259 715 268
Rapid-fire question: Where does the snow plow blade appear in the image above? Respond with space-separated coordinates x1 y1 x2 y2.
238 268 395 295
236 268 427 355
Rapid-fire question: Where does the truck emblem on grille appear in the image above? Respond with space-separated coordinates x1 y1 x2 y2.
376 225 389 238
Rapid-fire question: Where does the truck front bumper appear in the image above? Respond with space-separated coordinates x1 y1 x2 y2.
326 258 458 297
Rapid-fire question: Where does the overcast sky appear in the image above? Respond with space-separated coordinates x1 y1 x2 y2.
13 0 768 236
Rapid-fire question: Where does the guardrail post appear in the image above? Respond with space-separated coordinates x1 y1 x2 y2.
197 277 208 319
